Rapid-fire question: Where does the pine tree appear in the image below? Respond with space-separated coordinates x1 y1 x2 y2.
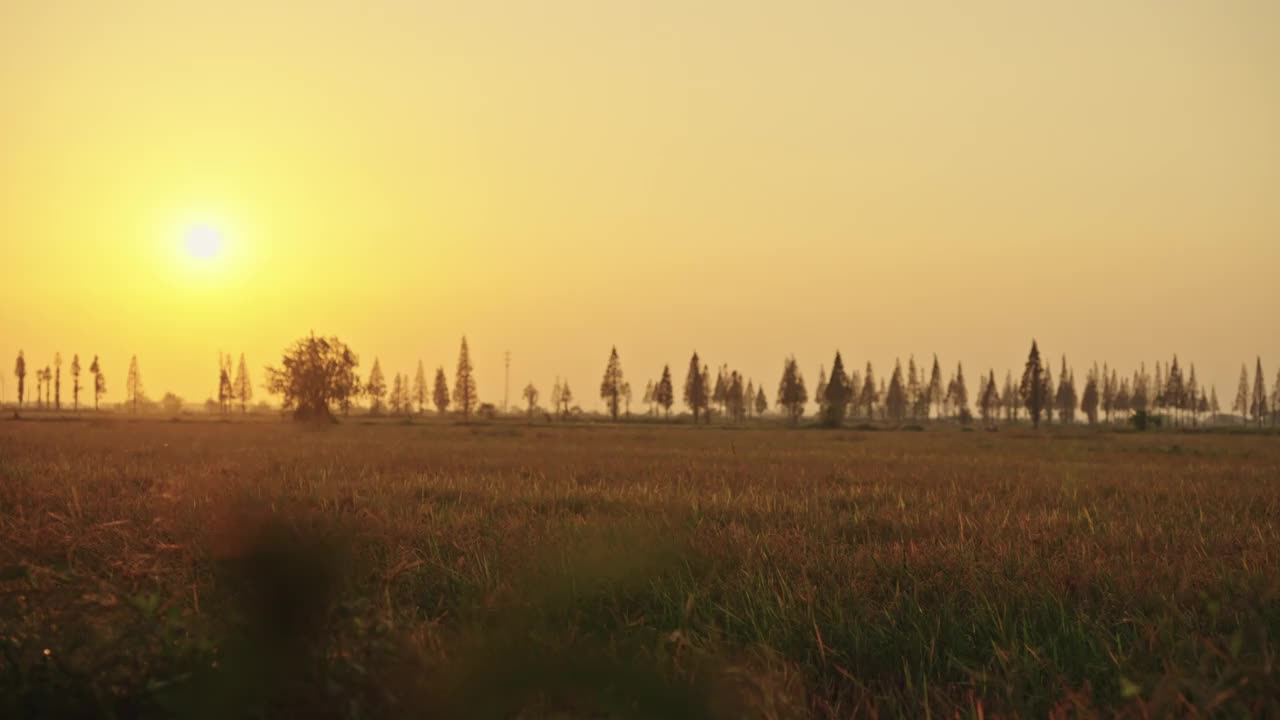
390 373 404 415
433 367 450 414
885 360 907 423
235 353 252 413
947 363 969 420
14 351 26 409
126 356 142 414
928 355 943 420
599 346 625 421
53 353 62 410
821 352 851 427
683 352 708 423
453 337 477 420
1019 341 1046 428
814 365 827 416
622 381 633 417
366 359 387 415
744 380 755 418
776 356 808 424
656 365 674 417
1185 365 1199 426
1233 364 1250 424
906 356 920 421
713 367 729 417
755 386 768 416
859 363 877 422
414 361 428 414
70 354 81 411
1210 386 1220 417
560 380 574 416
1041 361 1056 426
90 356 104 410
979 370 999 427
1003 371 1017 422
1055 356 1074 424
1081 371 1100 425
1251 357 1268 428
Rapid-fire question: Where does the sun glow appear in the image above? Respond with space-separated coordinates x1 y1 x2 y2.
184 225 223 260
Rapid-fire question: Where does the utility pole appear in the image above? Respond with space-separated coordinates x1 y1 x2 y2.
503 351 511 413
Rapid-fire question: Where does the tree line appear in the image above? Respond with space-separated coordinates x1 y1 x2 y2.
10 338 1278 429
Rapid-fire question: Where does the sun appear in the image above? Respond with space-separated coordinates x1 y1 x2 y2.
185 225 224 260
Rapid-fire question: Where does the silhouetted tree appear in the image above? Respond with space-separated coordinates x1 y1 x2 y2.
1210 386 1221 418
263 334 361 420
821 352 851 427
905 357 920 421
600 346 625 421
776 356 807 424
366 359 387 415
126 355 142 414
1114 379 1131 418
622 381 633 417
1234 364 1250 424
559 380 574 417
1020 341 1046 428
885 360 907 423
755 386 768 416
744 379 756 418
946 363 969 421
655 365 674 417
859 363 877 422
453 336 478 421
1055 357 1076 424
928 355 943 420
523 382 539 419
13 351 25 409
390 373 404 415
713 366 729 417
413 361 427 414
1081 370 1100 425
433 367 450 414
162 392 183 416
90 355 104 410
814 365 827 416
53 353 62 410
979 369 999 427
235 353 252 413
34 367 43 409
1251 357 1268 428
642 380 655 415
70 354 81 410
683 352 709 423
1186 364 1199 426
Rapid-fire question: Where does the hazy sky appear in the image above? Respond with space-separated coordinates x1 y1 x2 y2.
2 0 1277 408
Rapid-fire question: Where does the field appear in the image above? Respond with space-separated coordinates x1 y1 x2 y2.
1 418 1278 718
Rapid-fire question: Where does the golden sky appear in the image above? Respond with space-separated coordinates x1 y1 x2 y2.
2 0 1277 408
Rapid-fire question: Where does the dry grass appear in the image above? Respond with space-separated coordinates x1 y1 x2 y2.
1 418 1278 718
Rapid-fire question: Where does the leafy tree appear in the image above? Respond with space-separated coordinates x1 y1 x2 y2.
775 356 807 424
1019 341 1046 428
979 370 999 426
683 352 709 423
599 346 625 421
413 360 428 414
263 334 361 420
928 355 943 420
13 351 25 408
90 356 104 410
655 365 674 417
453 336 478 421
54 353 62 410
433 367 450 414
1251 357 1268 428
1233 364 1250 423
821 352 851 427
235 353 253 413
126 355 143 414
885 360 907 423
70 354 81 410
523 382 539 419
366 359 387 415
755 386 768 416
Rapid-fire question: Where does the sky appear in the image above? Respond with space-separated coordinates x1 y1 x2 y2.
2 0 1278 410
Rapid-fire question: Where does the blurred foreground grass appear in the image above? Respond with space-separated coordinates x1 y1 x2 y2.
1 420 1277 717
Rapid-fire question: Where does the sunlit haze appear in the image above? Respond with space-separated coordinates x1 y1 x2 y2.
2 0 1277 407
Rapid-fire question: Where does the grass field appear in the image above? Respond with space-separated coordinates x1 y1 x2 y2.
2 418 1278 718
